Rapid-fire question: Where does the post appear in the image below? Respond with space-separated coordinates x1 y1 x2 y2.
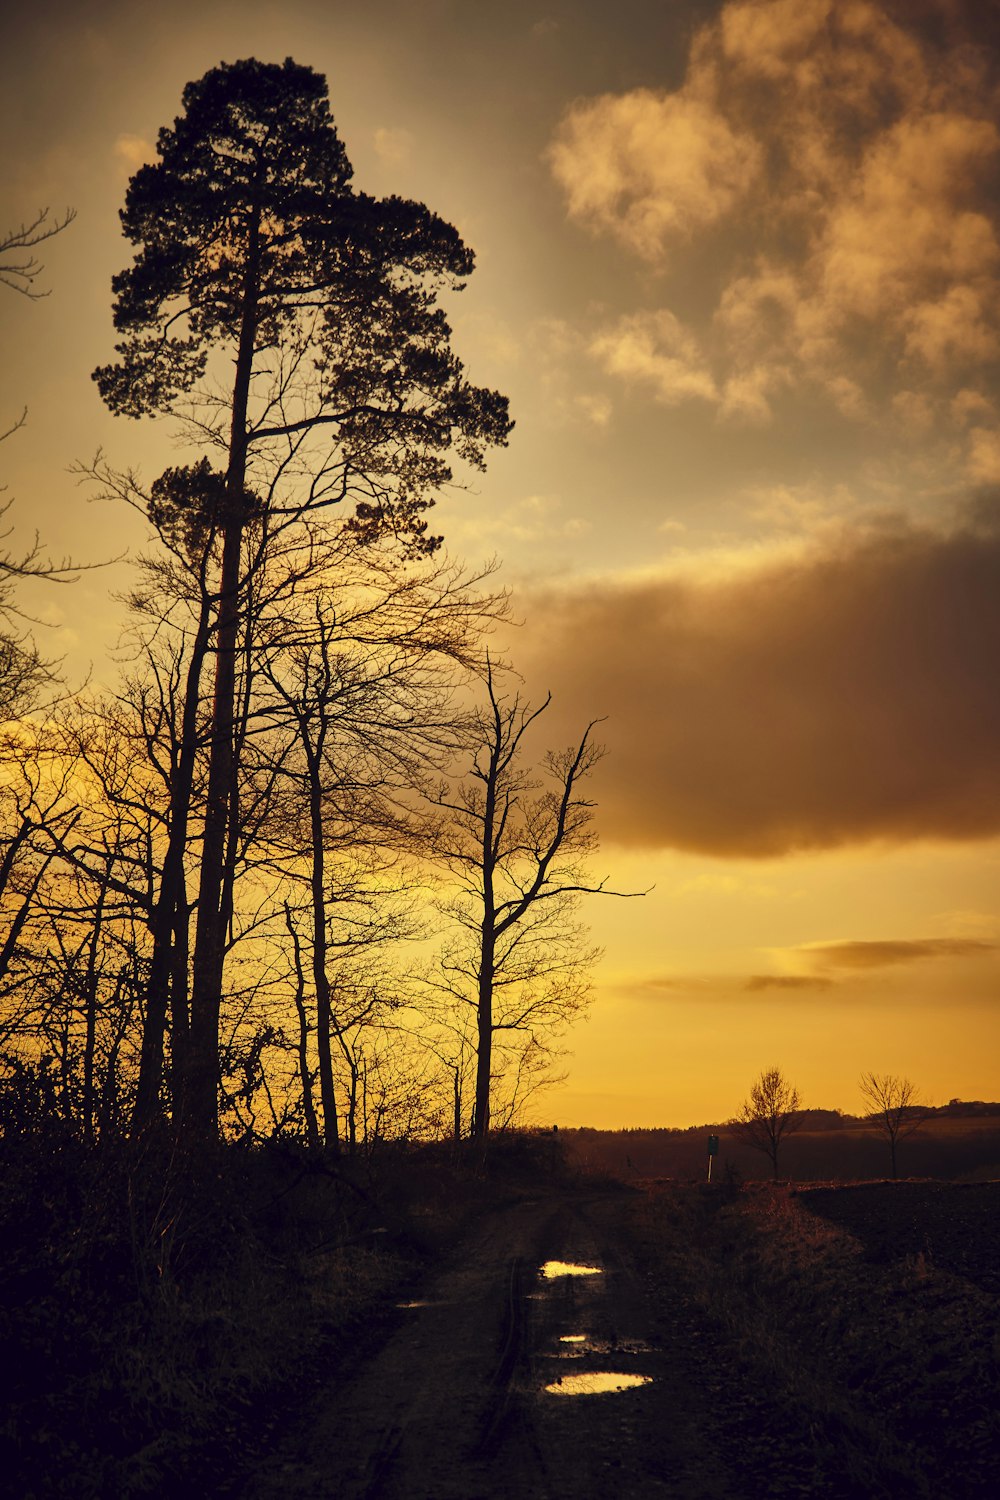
707 1133 719 1182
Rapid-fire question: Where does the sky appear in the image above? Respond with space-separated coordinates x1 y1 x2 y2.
2 0 998 1127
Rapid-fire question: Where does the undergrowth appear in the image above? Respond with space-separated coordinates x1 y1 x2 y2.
0 1132 458 1498
0 1123 570 1498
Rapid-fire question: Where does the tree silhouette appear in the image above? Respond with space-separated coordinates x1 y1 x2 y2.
0 208 75 299
859 1072 926 1179
733 1066 802 1179
2 207 78 709
261 554 499 1151
426 663 640 1150
94 58 510 1136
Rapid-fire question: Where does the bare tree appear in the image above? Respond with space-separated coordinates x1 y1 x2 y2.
732 1066 803 1179
426 662 641 1152
859 1072 926 1179
257 550 501 1152
0 208 76 299
2 206 78 705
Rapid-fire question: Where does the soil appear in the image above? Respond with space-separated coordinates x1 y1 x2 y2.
797 1180 1000 1293
236 1183 928 1500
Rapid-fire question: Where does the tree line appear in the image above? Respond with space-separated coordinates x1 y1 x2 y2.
0 58 630 1158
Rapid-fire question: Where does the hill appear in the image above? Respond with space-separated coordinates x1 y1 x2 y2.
560 1105 1000 1182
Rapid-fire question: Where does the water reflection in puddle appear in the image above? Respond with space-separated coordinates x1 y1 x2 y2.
540 1261 602 1279
395 1299 432 1309
559 1335 587 1343
545 1372 654 1396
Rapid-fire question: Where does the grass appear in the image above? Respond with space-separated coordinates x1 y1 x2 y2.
8 1127 997 1496
628 1180 1000 1497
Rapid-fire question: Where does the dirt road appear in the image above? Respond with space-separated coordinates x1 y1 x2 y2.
240 1187 844 1500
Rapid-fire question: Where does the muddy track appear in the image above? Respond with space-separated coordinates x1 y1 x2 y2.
240 1189 726 1498
238 1186 897 1499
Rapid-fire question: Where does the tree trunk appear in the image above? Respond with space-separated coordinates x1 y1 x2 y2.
81 873 108 1145
185 195 262 1139
473 930 495 1147
472 725 500 1151
133 593 211 1134
285 905 320 1149
309 770 340 1153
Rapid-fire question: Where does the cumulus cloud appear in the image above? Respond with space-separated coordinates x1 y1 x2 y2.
549 0 1000 434
547 89 761 263
967 427 1000 482
590 311 716 406
518 505 1000 855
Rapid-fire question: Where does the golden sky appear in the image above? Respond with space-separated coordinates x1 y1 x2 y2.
2 0 998 1126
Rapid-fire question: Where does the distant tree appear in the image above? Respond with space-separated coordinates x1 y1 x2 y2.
732 1066 802 1179
859 1072 926 1179
94 57 510 1137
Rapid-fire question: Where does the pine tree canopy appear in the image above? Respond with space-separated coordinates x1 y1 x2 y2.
94 57 511 552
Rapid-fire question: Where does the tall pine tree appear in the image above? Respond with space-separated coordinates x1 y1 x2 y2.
95 58 510 1136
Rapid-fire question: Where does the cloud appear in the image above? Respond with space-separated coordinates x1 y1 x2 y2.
745 974 835 991
903 284 1000 368
547 88 761 262
549 1 1000 431
373 127 414 167
590 311 716 406
627 975 735 999
113 134 153 173
675 872 778 898
575 393 613 428
518 506 1000 855
804 937 997 968
445 491 590 548
630 971 835 998
932 907 998 938
967 427 1000 482
818 112 999 324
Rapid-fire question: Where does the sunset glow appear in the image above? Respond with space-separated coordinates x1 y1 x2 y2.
2 0 997 1128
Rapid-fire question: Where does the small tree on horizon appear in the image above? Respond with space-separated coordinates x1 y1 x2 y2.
859 1071 926 1179
732 1065 802 1179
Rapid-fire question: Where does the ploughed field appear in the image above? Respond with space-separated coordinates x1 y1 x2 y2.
799 1179 1000 1293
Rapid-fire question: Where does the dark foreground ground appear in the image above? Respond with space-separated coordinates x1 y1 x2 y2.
232 1178 1000 1500
4 1143 998 1498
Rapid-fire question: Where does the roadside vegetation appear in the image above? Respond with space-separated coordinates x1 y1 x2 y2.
0 1099 563 1498
626 1178 1000 1498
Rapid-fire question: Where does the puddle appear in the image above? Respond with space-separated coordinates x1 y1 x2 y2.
395 1300 432 1310
545 1372 654 1396
559 1335 587 1343
540 1261 602 1279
